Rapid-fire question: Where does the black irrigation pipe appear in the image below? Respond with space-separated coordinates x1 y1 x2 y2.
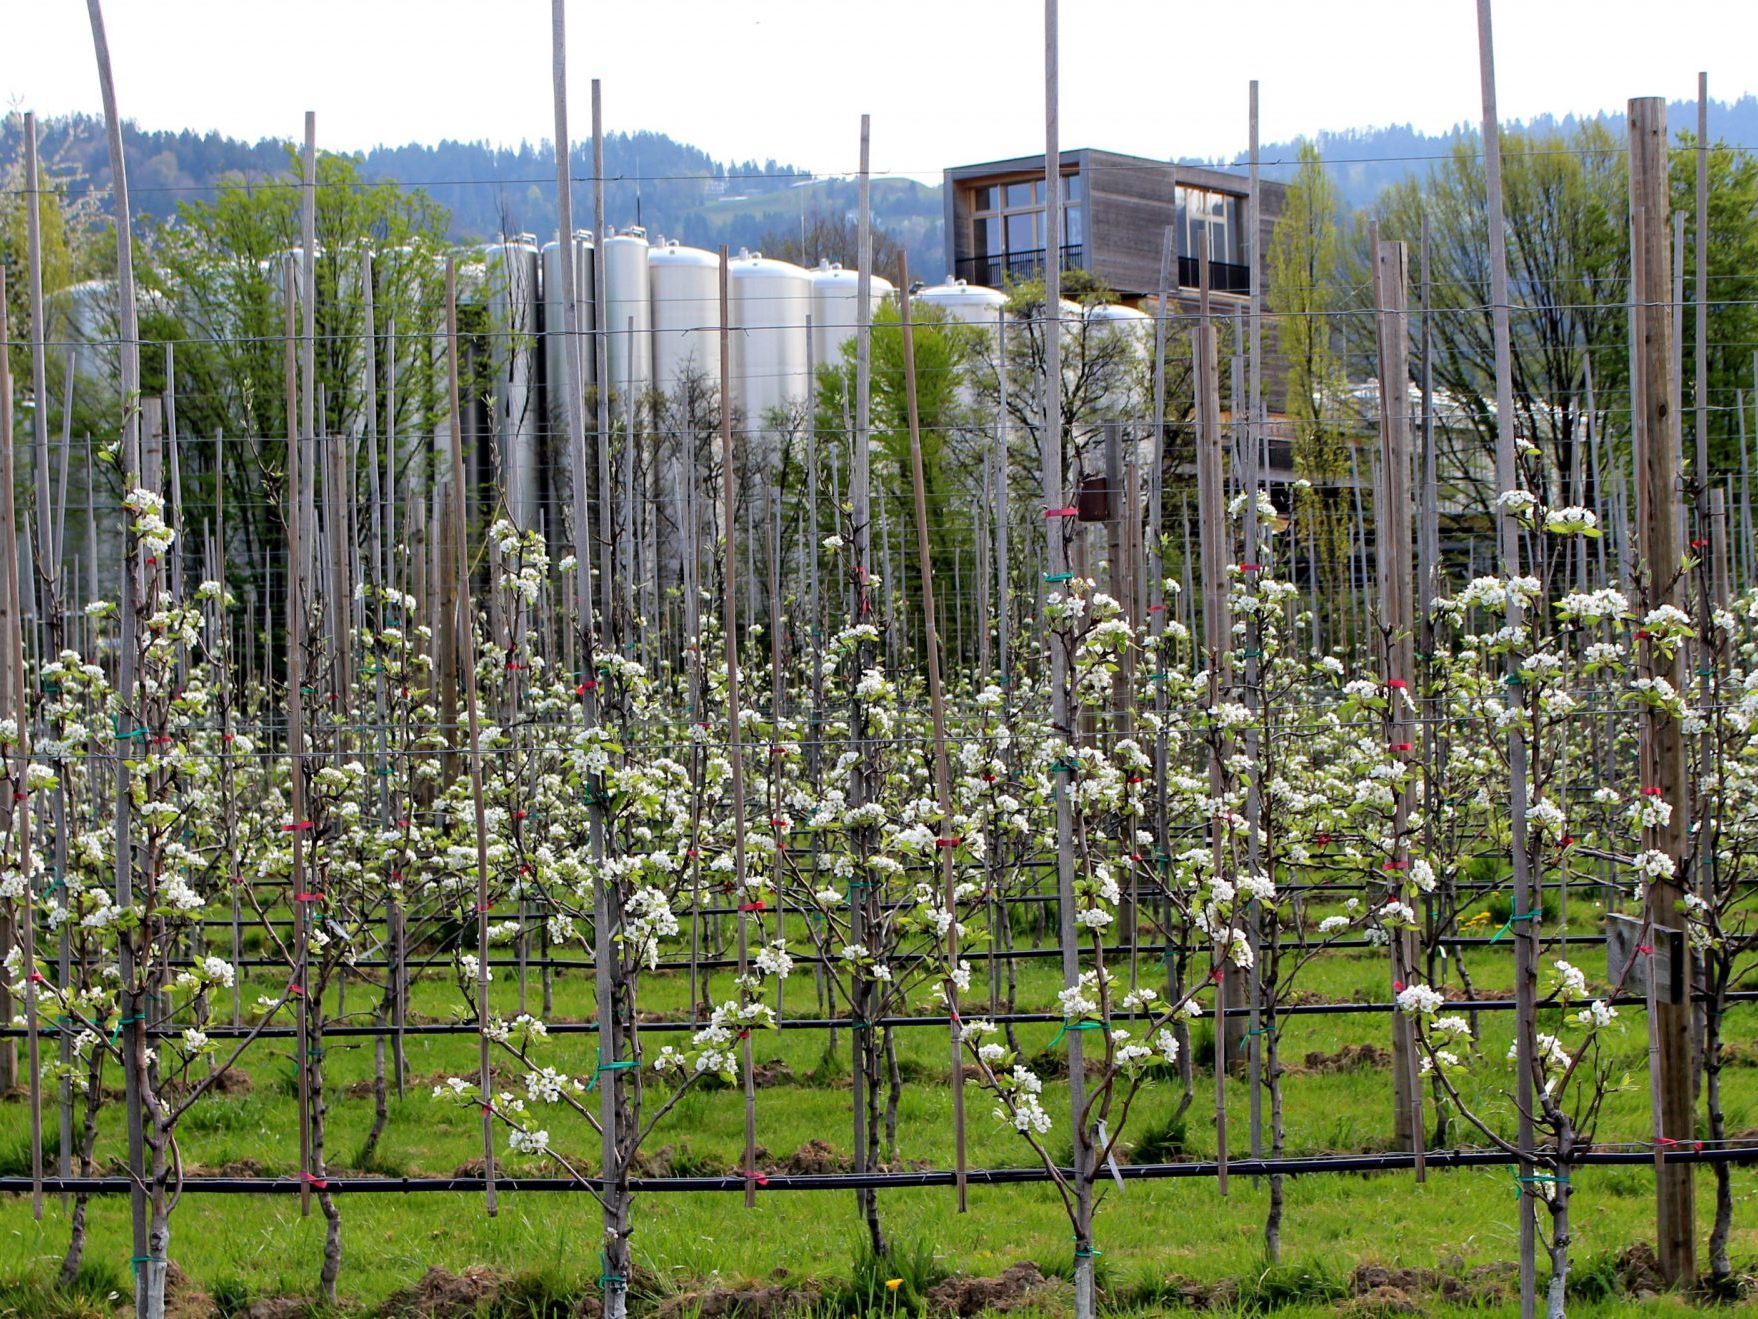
195 875 1666 929
10 991 1755 1040
8 1145 1758 1197
142 929 1650 978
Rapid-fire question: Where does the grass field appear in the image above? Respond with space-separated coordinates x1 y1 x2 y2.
3 911 1754 1316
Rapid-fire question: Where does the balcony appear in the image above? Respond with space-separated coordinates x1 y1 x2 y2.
1177 255 1251 295
954 244 1085 290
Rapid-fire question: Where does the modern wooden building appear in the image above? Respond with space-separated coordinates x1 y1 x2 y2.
941 148 1283 307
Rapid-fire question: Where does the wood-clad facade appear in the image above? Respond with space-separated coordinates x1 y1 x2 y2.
942 148 1284 308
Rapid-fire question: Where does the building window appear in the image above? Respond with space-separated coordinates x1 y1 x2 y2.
967 172 1083 284
1174 185 1249 292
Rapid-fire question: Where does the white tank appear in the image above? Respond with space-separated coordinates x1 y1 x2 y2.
1084 302 1153 354
648 240 722 396
1083 303 1153 426
806 260 894 371
913 275 1008 325
481 237 542 527
542 229 597 411
602 226 653 404
729 249 811 433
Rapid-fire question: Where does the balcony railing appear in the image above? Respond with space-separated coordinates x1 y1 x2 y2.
954 244 1085 289
1177 255 1251 295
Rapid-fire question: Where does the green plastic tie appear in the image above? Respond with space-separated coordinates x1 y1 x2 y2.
598 1251 626 1290
1043 571 1074 583
1490 909 1540 943
584 1052 638 1091
110 1014 140 1042
1046 1020 1105 1050
1238 648 1263 658
130 1256 166 1275
1051 758 1080 774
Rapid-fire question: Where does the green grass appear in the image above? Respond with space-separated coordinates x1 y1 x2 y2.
2 918 1754 1314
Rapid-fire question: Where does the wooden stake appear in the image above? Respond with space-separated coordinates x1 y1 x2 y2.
1477 7 1540 1310
1629 93 1697 1286
897 254 968 1211
719 248 759 1210
1372 237 1422 1173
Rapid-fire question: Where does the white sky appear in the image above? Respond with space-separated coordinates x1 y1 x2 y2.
8 1 1755 180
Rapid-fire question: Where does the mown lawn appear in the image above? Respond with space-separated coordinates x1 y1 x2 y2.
3 905 1755 1315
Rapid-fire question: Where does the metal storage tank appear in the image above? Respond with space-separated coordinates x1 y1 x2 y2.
806 260 894 371
913 275 1008 325
728 249 811 433
648 239 722 396
1083 302 1153 431
602 226 653 404
481 236 542 527
541 228 597 411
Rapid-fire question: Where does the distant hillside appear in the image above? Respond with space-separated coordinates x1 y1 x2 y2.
0 115 943 279
12 97 1758 280
1201 94 1758 209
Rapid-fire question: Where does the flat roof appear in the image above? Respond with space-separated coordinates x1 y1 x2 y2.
944 148 1255 197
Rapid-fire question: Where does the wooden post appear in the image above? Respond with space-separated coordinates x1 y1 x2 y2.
718 248 759 1211
1041 5 1093 1311
847 114 880 1240
898 255 968 1210
1193 235 1234 1196
593 83 614 646
1372 238 1422 1170
1629 93 1697 1287
1477 6 1539 1311
83 5 156 1303
444 259 499 1218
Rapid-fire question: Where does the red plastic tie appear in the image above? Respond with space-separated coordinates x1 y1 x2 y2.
1210 967 1226 982
739 901 768 912
1641 786 1663 797
769 818 786 829
505 660 527 670
512 809 528 820
1382 860 1407 871
1148 603 1166 612
288 983 305 997
1388 742 1413 752
1636 944 1653 956
742 1169 769 1186
1043 506 1079 518
1690 538 1711 549
1238 562 1264 572
474 904 492 914
1387 679 1407 689
298 1171 328 1189
282 821 314 833
293 891 325 903
936 837 963 849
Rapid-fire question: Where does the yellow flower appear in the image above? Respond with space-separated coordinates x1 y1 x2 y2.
885 1279 902 1291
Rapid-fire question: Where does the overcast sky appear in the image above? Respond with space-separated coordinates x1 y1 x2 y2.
8 1 1754 179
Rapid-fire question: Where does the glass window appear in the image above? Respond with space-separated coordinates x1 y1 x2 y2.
973 185 998 213
975 215 1000 259
1005 180 1036 209
1006 210 1037 253
1063 172 1083 203
1063 204 1084 248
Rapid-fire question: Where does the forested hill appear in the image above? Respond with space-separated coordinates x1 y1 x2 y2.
2 115 942 276
1222 94 1758 205
10 96 1758 274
